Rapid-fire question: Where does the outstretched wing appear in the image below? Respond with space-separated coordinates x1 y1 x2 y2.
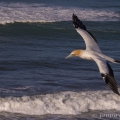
94 57 120 95
72 14 102 53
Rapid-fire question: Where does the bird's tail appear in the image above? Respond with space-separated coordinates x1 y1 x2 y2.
105 57 120 64
114 60 120 63
97 53 120 64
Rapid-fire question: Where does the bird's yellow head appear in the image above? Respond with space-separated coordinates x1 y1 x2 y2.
65 49 83 59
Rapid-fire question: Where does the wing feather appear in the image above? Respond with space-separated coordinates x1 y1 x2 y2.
94 58 120 95
103 74 120 95
72 14 101 53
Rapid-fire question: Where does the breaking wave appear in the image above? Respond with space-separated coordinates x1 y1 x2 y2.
0 2 119 24
0 90 120 115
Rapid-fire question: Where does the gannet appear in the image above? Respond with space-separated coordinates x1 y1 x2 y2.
66 14 120 95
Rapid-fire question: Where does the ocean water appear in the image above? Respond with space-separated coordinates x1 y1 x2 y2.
0 0 120 120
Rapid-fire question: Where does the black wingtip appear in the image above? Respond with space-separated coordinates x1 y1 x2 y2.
72 13 86 30
101 73 120 96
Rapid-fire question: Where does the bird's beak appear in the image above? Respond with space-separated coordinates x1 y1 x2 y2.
65 54 73 59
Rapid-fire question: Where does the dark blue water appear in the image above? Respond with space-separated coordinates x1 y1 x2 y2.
0 0 120 120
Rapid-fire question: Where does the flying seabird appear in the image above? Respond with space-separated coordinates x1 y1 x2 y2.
66 14 120 95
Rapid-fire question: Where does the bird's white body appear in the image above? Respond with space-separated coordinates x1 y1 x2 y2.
79 50 93 60
78 50 109 74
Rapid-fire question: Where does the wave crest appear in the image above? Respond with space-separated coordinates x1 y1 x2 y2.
0 3 119 24
0 90 120 115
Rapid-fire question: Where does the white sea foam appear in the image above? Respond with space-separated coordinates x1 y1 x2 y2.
0 90 120 115
0 2 119 24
